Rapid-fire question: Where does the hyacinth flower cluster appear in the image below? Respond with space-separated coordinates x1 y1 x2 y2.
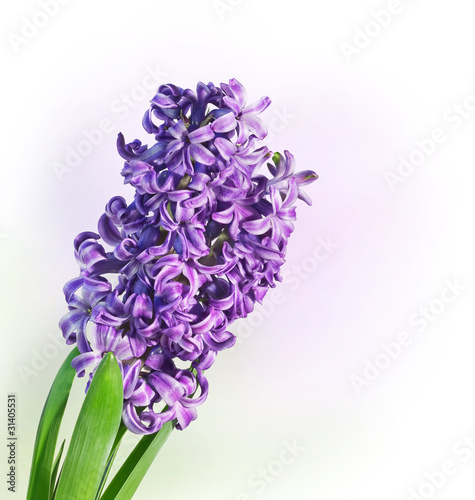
59 78 317 435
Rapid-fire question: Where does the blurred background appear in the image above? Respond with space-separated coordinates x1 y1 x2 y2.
1 1 475 499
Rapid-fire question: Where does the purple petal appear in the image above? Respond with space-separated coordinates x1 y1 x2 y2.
189 144 215 165
182 145 194 175
114 238 138 261
76 239 107 269
114 337 135 360
188 172 210 191
71 352 101 378
211 113 237 133
123 402 161 435
166 140 185 159
128 328 148 357
240 114 268 139
145 349 175 371
228 78 247 108
129 380 154 406
74 231 100 252
214 138 237 160
89 323 119 352
151 93 176 108
98 214 122 246
176 371 197 395
282 178 299 207
177 335 202 356
250 238 285 261
294 170 319 186
181 370 209 407
191 310 218 334
123 360 141 399
212 205 234 224
162 324 186 342
168 120 187 140
92 306 127 328
83 276 112 294
203 330 236 351
148 371 184 406
222 96 241 115
59 310 87 344
242 96 271 115
63 276 84 303
136 235 174 263
132 294 153 319
192 351 216 371
188 124 215 144
242 217 272 235
174 403 197 430
215 185 246 202
297 190 313 206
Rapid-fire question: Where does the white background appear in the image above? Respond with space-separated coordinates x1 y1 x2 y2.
1 1 475 499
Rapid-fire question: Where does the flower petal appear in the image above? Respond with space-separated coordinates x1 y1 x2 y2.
214 137 237 160
71 352 101 378
189 143 215 165
188 124 215 144
240 114 268 139
242 96 271 115
242 217 272 235
228 78 247 108
211 112 237 133
148 371 184 406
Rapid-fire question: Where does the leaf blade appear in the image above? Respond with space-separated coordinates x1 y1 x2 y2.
94 422 128 500
50 439 65 499
100 421 174 500
55 353 123 500
26 347 78 500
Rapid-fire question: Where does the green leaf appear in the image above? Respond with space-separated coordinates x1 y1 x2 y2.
55 353 123 500
100 420 174 500
50 439 65 499
94 422 128 500
26 347 79 500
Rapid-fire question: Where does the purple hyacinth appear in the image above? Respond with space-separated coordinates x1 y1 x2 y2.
59 78 318 435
